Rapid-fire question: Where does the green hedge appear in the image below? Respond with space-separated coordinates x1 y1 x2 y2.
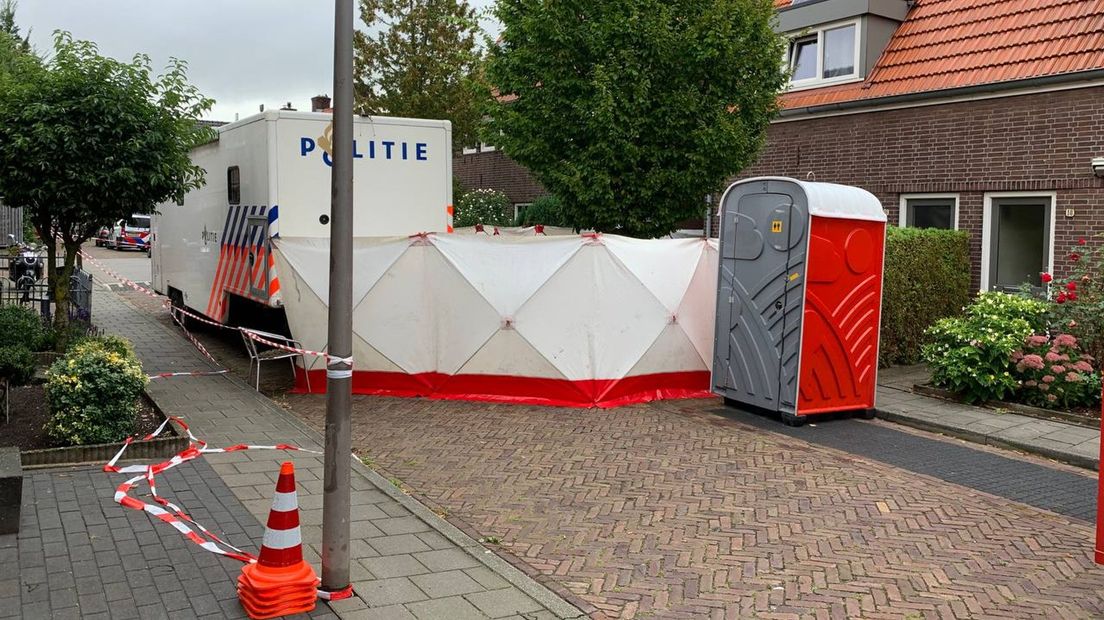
879 226 971 367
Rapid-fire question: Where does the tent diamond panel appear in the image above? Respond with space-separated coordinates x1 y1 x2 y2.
514 245 670 381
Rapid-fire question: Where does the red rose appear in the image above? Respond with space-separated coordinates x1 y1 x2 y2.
1070 253 1081 262
1067 281 1077 292
1041 272 1053 283
1078 238 1087 245
1056 292 1067 304
1068 291 1078 301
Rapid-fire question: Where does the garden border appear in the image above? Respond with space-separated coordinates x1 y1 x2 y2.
913 383 1098 429
20 392 188 469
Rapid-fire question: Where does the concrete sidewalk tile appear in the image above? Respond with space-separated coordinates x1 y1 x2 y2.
341 604 416 620
361 554 429 579
414 548 482 572
464 566 511 591
353 576 428 607
374 516 431 536
369 534 433 556
465 589 543 618
405 595 488 620
410 569 485 598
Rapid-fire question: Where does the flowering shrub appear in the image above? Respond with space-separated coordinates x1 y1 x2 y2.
454 188 512 227
922 292 1050 403
1043 234 1104 363
1011 333 1099 409
44 336 148 446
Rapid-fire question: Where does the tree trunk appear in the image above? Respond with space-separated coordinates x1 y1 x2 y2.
51 241 79 351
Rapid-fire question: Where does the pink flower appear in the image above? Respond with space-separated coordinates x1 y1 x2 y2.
1021 354 1045 370
1012 351 1024 362
1073 360 1094 372
1054 334 1077 347
1045 351 1062 362
1027 335 1049 347
1039 383 1051 391
1050 365 1066 374
1042 375 1056 383
1065 372 1083 383
1024 380 1038 387
1047 394 1058 403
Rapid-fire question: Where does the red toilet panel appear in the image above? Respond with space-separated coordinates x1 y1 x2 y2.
797 216 885 415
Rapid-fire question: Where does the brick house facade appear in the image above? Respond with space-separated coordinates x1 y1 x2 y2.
730 85 1104 291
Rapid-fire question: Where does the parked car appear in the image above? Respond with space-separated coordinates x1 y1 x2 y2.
106 214 151 252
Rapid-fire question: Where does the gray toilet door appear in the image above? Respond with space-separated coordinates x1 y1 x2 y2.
714 182 807 413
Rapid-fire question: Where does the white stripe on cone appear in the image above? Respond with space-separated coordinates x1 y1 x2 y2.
270 491 298 512
262 525 303 550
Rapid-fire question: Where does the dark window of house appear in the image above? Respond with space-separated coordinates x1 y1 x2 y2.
822 24 856 78
227 166 240 205
789 35 818 82
905 197 955 230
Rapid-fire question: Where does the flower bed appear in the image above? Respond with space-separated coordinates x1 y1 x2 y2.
921 235 1103 414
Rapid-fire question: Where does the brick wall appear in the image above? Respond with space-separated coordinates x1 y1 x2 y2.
721 85 1104 289
453 149 546 205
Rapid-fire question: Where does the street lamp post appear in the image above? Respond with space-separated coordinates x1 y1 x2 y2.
321 0 355 593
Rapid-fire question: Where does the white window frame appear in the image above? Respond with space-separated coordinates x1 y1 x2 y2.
898 194 959 230
980 191 1057 292
513 202 531 222
461 146 478 155
786 18 862 91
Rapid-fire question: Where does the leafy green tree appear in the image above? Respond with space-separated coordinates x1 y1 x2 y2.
0 0 31 60
485 0 787 238
354 0 489 147
0 32 213 344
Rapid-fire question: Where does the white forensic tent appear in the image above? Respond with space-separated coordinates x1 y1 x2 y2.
273 234 718 407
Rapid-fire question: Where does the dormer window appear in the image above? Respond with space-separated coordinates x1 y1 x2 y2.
787 19 860 89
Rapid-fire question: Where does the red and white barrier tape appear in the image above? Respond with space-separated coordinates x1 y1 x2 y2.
80 249 352 371
105 417 353 599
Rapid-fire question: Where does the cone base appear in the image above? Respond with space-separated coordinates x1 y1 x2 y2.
238 560 319 620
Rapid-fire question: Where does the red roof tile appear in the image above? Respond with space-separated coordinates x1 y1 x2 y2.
780 0 1104 110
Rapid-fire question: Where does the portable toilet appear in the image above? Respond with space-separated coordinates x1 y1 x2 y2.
712 177 887 426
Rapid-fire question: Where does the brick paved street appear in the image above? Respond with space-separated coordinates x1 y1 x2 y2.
286 395 1104 619
63 264 583 620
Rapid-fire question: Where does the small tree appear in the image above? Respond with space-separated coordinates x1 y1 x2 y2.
354 0 490 147
485 0 787 238
0 32 213 345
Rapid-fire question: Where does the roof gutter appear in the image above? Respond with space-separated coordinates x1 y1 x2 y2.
778 69 1104 118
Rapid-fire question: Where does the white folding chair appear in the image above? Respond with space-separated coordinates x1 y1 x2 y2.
240 328 312 392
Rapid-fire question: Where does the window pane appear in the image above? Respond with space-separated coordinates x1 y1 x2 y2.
994 201 1048 289
823 25 855 78
790 37 817 81
227 166 240 205
907 201 954 230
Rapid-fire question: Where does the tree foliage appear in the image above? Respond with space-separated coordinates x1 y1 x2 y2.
0 32 213 343
485 0 787 238
354 0 489 147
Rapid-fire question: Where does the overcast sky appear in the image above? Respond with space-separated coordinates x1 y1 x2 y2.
19 0 498 122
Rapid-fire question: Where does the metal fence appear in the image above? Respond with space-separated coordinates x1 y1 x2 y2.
0 253 93 323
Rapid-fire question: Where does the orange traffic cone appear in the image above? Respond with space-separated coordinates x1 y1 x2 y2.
238 462 319 619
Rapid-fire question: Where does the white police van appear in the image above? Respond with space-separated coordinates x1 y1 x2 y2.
151 110 453 325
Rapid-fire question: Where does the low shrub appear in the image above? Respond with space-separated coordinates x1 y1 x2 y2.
0 345 35 386
44 336 148 446
0 304 46 351
454 188 512 227
1011 333 1099 410
922 292 1050 403
516 194 573 228
879 227 971 366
